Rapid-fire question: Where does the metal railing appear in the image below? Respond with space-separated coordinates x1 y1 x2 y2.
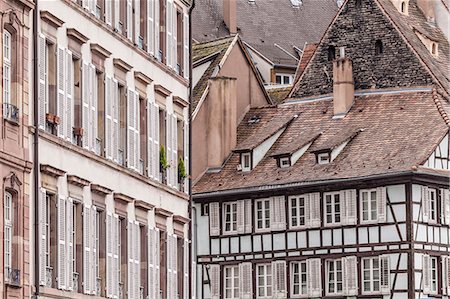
45 266 53 288
73 272 79 293
118 149 125 166
119 282 124 299
5 267 20 286
96 277 102 296
139 286 144 299
3 103 19 123
95 138 102 155
138 36 144 49
139 159 145 175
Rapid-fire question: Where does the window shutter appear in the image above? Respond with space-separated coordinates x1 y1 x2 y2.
155 228 161 298
147 100 154 179
172 235 178 299
183 13 189 79
239 262 252 299
147 0 155 55
57 195 67 289
135 222 141 298
183 239 189 299
442 189 450 225
422 186 430 222
38 34 47 130
155 0 160 58
112 215 120 298
65 50 74 142
270 196 286 230
66 197 74 291
134 0 140 45
344 190 357 225
172 1 177 71
309 193 321 227
236 200 245 234
150 103 160 181
166 0 173 67
166 112 172 185
244 199 252 233
83 205 92 294
377 187 387 222
105 0 112 25
172 115 178 188
82 62 90 149
446 256 450 295
105 76 113 160
344 256 357 295
423 254 431 294
209 202 220 236
183 120 189 193
134 92 140 173
57 46 66 139
89 64 98 152
127 221 135 299
90 206 98 294
127 0 133 40
39 188 47 286
272 261 287 298
209 264 220 299
148 227 156 299
106 212 113 297
127 88 136 169
114 0 120 30
112 79 119 162
167 235 173 299
380 255 390 294
308 258 322 297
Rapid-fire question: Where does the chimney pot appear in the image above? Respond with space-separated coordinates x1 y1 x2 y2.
223 0 238 34
333 58 355 117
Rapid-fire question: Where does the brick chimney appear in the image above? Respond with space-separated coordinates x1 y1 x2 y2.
223 0 237 34
417 0 436 23
333 57 354 117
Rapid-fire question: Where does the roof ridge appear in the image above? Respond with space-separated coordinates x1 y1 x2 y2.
193 35 236 47
432 88 450 127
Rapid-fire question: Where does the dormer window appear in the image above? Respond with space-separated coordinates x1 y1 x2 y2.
241 152 252 172
431 42 438 56
278 156 291 168
398 0 409 15
317 152 331 165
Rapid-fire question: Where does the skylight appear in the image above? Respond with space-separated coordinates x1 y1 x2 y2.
290 0 302 7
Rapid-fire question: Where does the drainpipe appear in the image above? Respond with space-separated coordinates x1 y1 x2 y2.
188 0 195 298
32 0 40 296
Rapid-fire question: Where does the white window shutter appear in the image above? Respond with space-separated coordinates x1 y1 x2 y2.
106 212 113 297
344 190 357 225
38 188 47 286
167 235 173 299
423 254 431 294
422 186 430 222
442 189 450 225
66 197 74 291
239 262 252 299
147 100 154 179
134 0 140 45
134 222 141 299
236 200 245 234
183 120 189 193
105 0 112 26
209 264 220 299
183 13 189 79
147 0 155 55
114 0 120 30
172 115 178 189
148 227 156 299
244 199 252 233
270 196 286 230
344 256 357 295
172 235 178 299
150 103 160 181
308 258 321 297
172 1 177 71
65 50 74 142
113 215 120 298
272 261 287 298
183 239 189 299
105 76 113 160
38 34 47 130
209 202 220 236
155 228 161 298
112 79 119 162
166 0 173 67
133 92 140 172
82 62 90 149
377 187 387 222
83 205 92 294
446 256 450 295
127 88 136 169
127 220 135 299
309 193 321 227
57 46 66 139
127 0 133 40
90 206 98 294
380 255 390 294
89 64 98 152
57 195 67 289
165 112 172 185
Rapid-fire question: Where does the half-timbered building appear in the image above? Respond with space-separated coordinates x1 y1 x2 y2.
192 0 450 298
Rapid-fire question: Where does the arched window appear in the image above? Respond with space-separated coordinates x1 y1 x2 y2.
3 30 12 105
401 1 407 14
328 45 336 61
4 191 13 272
375 40 383 55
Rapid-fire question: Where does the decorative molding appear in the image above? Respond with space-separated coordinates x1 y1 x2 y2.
91 184 112 195
154 85 172 97
40 164 65 177
3 172 22 191
40 11 65 28
67 175 90 187
90 43 112 60
134 71 153 85
113 192 134 203
113 58 132 72
135 200 154 211
155 207 173 218
173 215 190 225
173 96 189 108
66 28 89 44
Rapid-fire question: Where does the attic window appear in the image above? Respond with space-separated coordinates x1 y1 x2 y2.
278 156 291 168
399 0 409 15
431 42 438 56
375 40 383 55
317 152 331 165
240 152 252 172
248 115 261 124
328 45 336 61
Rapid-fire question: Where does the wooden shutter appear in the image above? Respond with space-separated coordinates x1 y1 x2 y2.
134 0 140 45
183 120 189 192
422 186 430 222
444 256 450 295
344 190 357 225
183 13 189 79
65 50 74 142
112 214 120 298
308 258 321 297
237 200 245 234
66 197 74 291
83 205 92 294
166 112 172 185
244 199 252 233
127 88 136 169
309 193 321 227
127 221 134 299
105 76 113 160
423 254 431 294
172 235 178 299
272 261 287 298
183 239 189 299
147 100 154 178
380 255 391 294
39 188 47 286
166 235 172 299
239 262 252 299
172 1 177 71
442 189 450 225
82 62 90 149
172 115 178 188
57 195 67 289
134 92 141 173
155 228 161 298
114 0 120 30
155 0 160 59
91 206 98 294
126 0 133 40
57 46 66 139
166 0 173 67
38 34 47 130
89 64 98 152
106 212 114 297
148 227 156 299
112 79 119 162
209 202 220 236
147 0 155 55
149 103 160 181
377 187 387 222
270 196 286 230
209 264 220 299
344 256 357 295
105 0 112 25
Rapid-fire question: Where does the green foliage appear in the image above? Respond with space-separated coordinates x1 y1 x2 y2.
178 157 187 180
160 144 169 170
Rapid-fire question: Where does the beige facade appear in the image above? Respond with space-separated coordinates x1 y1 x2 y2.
0 0 33 298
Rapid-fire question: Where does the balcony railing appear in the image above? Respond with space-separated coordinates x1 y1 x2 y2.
118 149 125 166
5 267 20 286
3 103 19 124
73 272 79 293
138 36 144 49
157 50 163 62
95 138 102 155
45 266 53 288
96 277 102 296
139 159 145 175
139 286 144 299
119 282 124 299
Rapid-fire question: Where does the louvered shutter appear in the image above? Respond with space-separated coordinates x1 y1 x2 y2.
308 258 321 297
377 187 387 222
134 92 140 173
166 0 173 67
126 0 133 40
134 0 140 45
66 197 74 291
105 76 113 159
38 34 47 130
112 215 120 298
344 256 357 295
57 46 66 139
172 1 177 72
309 193 321 227
172 115 178 188
127 221 134 299
136 222 141 299
183 239 189 299
147 100 154 178
380 255 390 294
183 13 189 79
39 188 47 286
166 112 172 185
147 0 155 55
82 62 90 149
272 261 287 298
209 202 220 236
209 264 220 299
172 235 178 299
270 196 286 230
57 195 67 289
423 255 431 294
183 120 189 193
112 79 119 162
445 256 450 295
244 199 252 233
105 0 112 25
149 103 160 181
422 186 430 222
114 0 120 30
155 228 161 298
83 0 89 9
91 206 98 294
236 200 245 234
127 89 136 169
155 0 160 59
66 50 74 142
239 262 252 299
89 64 98 152
106 212 114 297
442 189 450 225
344 190 357 225
83 205 92 294
148 227 156 299
166 235 172 299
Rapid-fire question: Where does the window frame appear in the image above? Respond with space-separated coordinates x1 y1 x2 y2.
430 256 438 294
222 202 238 235
317 152 330 165
428 188 438 223
4 191 13 272
361 257 381 295
241 152 252 172
289 195 307 228
326 259 344 296
279 156 291 168
255 198 271 232
360 189 378 224
290 260 308 297
256 263 273 298
223 265 239 299
3 30 12 105
275 73 293 85
324 192 342 226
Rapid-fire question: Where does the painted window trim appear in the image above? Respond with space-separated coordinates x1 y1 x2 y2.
290 260 308 298
222 202 238 235
323 192 342 227
360 189 378 224
288 195 308 229
325 259 344 296
361 257 382 295
254 198 271 233
223 265 239 299
256 263 273 299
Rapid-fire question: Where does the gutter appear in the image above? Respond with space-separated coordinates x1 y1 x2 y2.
32 0 40 296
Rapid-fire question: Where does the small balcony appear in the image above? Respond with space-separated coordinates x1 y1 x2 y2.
3 103 19 124
5 267 20 287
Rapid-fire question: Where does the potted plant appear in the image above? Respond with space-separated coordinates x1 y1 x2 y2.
159 145 169 183
178 157 187 186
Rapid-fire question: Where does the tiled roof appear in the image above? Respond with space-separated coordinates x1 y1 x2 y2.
267 86 292 104
193 90 450 194
192 0 339 67
294 43 318 83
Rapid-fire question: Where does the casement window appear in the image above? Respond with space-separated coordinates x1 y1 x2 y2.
3 30 12 105
289 193 320 228
326 259 343 295
119 217 127 295
118 84 127 166
324 192 342 225
82 204 99 295
324 190 357 226
159 230 168 298
422 186 439 223
38 190 57 288
148 227 161 299
55 47 74 142
442 256 450 295
81 62 98 151
140 225 149 298
166 0 177 70
362 256 390 294
255 197 286 232
326 257 358 296
291 259 322 298
240 152 252 172
255 199 271 231
134 0 142 47
82 0 98 15
73 201 83 293
223 202 238 234
126 0 133 40
423 255 438 295
257 264 272 298
442 189 450 226
159 0 166 62
361 187 387 223
224 265 239 299
4 191 13 274
210 200 252 236
106 212 120 298
275 73 293 85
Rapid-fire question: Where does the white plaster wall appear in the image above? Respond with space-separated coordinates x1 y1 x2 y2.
246 47 272 84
